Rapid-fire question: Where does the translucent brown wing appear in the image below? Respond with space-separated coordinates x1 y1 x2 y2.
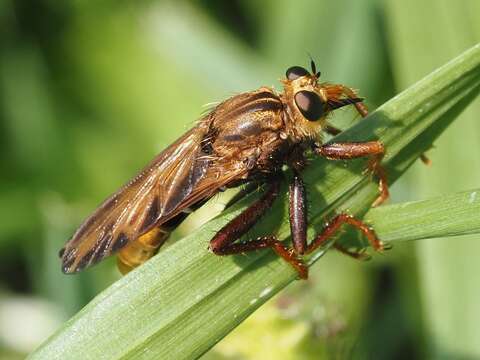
60 122 231 273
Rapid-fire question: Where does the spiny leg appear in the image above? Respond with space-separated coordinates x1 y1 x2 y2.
289 145 388 260
305 213 385 256
314 141 389 207
330 86 428 195
287 161 385 260
348 90 431 166
210 173 386 279
286 172 381 273
289 172 307 255
287 172 376 272
212 235 308 279
287 172 385 269
322 85 389 206
288 171 375 262
209 177 308 279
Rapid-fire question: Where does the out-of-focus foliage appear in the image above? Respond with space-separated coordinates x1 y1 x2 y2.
0 0 478 359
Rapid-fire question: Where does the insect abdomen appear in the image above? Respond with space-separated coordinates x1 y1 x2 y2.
117 227 170 274
116 203 201 274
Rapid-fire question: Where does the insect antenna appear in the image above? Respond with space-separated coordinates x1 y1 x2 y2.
307 53 321 79
310 59 317 75
311 60 321 79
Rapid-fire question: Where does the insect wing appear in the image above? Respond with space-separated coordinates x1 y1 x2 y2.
60 126 209 273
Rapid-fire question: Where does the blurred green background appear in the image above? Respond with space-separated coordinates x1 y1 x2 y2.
0 0 479 359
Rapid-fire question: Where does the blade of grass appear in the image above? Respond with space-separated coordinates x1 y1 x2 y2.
386 1 480 357
365 189 480 242
29 44 480 360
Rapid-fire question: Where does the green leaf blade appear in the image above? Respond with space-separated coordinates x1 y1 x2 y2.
367 189 480 242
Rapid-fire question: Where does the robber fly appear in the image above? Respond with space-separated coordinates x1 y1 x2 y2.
60 61 389 279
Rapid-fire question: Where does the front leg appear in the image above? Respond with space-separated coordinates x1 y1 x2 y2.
314 141 389 207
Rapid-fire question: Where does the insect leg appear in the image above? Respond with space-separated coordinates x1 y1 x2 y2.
289 172 307 255
212 235 308 279
324 84 389 206
340 86 369 117
305 213 385 255
287 171 373 265
342 86 430 170
314 141 389 207
209 177 308 279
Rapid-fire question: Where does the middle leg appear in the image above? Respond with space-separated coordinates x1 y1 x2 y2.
289 171 308 255
210 173 387 279
288 172 385 263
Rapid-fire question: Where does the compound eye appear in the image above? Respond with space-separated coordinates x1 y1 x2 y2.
294 90 325 121
286 66 310 80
